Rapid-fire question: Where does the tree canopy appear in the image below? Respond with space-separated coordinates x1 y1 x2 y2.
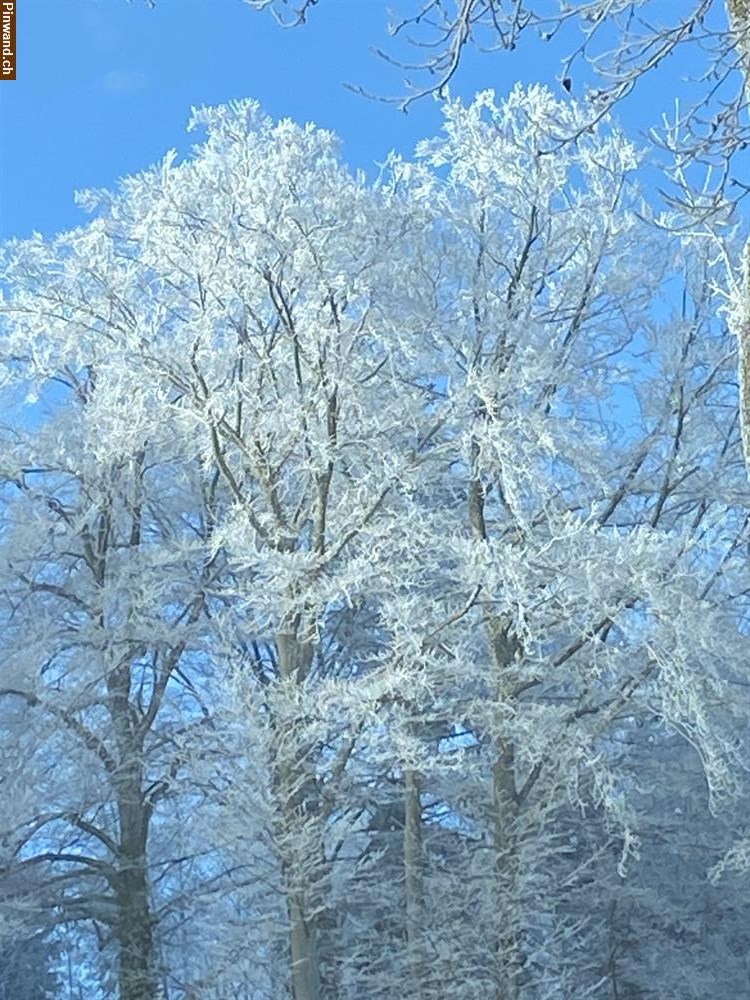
1 83 748 998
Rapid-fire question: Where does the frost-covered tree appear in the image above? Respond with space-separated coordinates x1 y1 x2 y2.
240 0 750 473
243 1 748 120
0 286 233 996
1 88 748 999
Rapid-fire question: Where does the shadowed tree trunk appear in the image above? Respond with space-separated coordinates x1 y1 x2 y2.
275 628 322 1000
88 490 161 1000
109 678 159 1000
114 840 158 1000
403 766 423 999
469 471 524 998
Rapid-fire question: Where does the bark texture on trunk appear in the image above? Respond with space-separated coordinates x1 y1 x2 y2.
492 741 521 1000
275 628 322 1000
115 858 159 1000
403 767 424 999
737 244 750 478
113 765 159 1000
469 466 523 1000
726 1 750 476
288 894 321 1000
108 642 159 1000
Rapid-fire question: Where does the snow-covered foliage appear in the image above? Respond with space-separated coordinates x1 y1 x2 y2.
0 88 748 998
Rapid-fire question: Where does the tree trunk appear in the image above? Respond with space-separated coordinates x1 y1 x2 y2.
492 738 521 1000
288 894 321 1000
468 466 523 999
116 857 159 1000
736 243 750 477
113 778 159 1000
108 657 159 1000
726 2 750 476
403 767 423 999
276 628 322 1000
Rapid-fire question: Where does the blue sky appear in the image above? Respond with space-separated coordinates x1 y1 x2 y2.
0 0 725 242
